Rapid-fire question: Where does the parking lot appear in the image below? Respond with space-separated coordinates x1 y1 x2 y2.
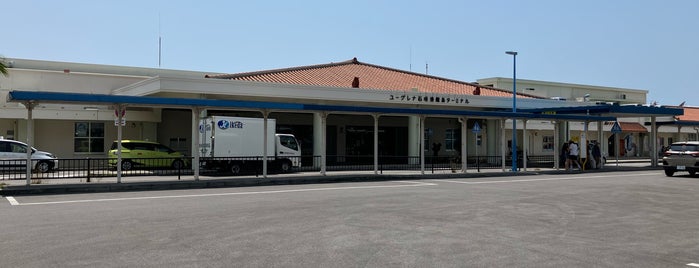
2 170 698 267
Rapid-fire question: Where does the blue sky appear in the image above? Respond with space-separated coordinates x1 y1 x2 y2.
4 0 698 106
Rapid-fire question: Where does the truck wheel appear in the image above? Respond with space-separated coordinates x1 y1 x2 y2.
230 163 241 174
279 160 292 173
664 168 675 177
121 160 133 171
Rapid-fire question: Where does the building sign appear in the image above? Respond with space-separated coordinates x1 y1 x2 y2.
388 94 470 104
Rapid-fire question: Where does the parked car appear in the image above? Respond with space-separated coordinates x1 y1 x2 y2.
0 138 58 173
108 140 189 170
662 141 699 177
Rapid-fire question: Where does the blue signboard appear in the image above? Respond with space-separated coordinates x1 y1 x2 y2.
611 121 622 134
472 122 481 133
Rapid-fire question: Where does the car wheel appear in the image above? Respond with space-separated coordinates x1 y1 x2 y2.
279 160 292 173
664 168 675 177
171 159 185 170
121 160 133 171
35 161 51 173
689 170 697 177
230 163 241 174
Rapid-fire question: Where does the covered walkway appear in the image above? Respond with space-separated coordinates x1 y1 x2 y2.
7 90 683 187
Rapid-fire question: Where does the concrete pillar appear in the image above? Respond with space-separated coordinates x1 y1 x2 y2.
460 117 467 173
262 110 269 178
24 102 35 186
523 120 527 172
373 114 380 175
598 121 604 168
651 117 658 167
408 116 420 165
420 116 426 175
313 113 323 169
501 119 506 171
191 107 201 181
115 104 125 184
553 121 559 170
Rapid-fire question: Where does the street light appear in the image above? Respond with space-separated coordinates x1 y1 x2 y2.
505 51 518 172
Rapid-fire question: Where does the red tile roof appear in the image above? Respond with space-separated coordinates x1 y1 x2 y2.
675 106 699 122
206 58 538 99
605 121 648 132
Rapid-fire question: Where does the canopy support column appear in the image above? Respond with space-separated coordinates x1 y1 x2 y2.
23 101 36 186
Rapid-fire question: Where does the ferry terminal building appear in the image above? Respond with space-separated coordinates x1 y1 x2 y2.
0 58 689 176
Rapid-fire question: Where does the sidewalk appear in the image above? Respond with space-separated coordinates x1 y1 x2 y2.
0 160 662 196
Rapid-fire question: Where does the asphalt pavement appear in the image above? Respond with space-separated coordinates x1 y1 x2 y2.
2 169 697 267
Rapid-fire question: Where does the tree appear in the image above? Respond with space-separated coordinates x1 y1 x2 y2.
0 56 8 77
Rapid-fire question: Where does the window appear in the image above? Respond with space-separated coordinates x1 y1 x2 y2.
74 122 104 153
279 135 299 151
688 133 698 141
542 136 554 151
445 129 457 151
424 128 432 152
169 138 188 154
0 141 27 153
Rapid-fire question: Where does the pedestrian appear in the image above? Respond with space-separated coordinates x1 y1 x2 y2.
567 139 581 170
592 141 602 169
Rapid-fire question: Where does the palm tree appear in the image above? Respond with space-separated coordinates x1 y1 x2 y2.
0 56 8 76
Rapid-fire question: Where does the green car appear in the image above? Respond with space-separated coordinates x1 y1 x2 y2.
108 140 189 170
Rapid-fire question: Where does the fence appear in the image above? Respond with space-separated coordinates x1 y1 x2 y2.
0 154 557 181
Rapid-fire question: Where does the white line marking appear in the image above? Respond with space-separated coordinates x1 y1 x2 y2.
393 180 437 185
12 181 434 206
433 172 658 185
687 263 699 267
6 196 19 206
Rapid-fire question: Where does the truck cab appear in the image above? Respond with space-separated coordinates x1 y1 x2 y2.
276 134 301 169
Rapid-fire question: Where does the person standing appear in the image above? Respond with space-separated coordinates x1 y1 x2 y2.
568 140 581 170
561 142 569 169
592 141 602 169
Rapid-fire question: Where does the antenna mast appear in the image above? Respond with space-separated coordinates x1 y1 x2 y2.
158 13 162 68
409 46 412 72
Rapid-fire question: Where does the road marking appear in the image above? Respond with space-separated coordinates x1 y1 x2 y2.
432 172 658 185
687 263 699 267
8 181 435 206
6 196 19 206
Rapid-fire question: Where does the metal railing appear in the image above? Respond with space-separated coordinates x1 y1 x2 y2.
1 154 558 181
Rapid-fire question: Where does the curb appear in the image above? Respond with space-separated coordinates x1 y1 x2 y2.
0 166 662 196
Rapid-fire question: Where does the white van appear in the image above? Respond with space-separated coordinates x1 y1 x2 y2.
0 138 58 173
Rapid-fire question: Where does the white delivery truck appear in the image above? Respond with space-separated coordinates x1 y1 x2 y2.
199 116 301 174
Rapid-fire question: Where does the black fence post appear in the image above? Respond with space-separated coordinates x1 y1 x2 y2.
477 155 480 172
86 157 91 183
380 157 383 174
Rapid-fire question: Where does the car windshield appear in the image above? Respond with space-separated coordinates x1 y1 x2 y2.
670 144 699 151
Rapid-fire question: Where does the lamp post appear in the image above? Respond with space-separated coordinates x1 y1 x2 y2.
505 51 518 172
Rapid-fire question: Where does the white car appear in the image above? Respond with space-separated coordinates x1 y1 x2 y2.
0 138 58 173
